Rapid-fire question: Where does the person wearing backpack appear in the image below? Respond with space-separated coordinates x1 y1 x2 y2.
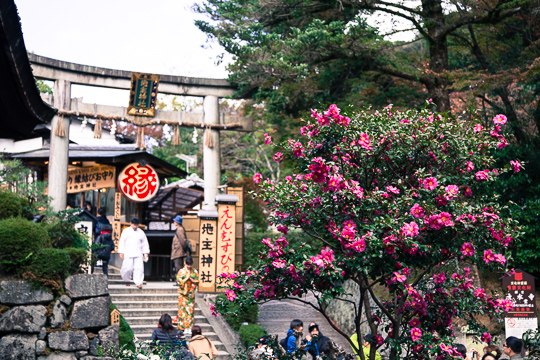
93 224 115 276
171 215 191 281
280 319 307 354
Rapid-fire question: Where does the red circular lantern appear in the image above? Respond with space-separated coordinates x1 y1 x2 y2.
117 163 160 202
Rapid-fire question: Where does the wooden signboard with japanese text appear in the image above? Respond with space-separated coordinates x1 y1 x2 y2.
216 203 236 291
74 221 93 273
227 187 244 271
112 222 122 253
503 269 538 339
67 165 115 194
182 215 200 268
114 193 122 221
198 216 218 292
127 72 160 117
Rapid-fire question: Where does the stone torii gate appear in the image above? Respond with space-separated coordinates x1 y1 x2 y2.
29 54 252 212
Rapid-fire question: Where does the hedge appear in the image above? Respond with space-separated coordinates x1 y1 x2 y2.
239 324 267 347
216 294 259 331
0 217 49 272
110 302 135 352
0 190 23 219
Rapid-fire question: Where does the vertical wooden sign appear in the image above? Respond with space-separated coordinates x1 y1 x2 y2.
198 210 218 293
114 193 122 221
112 222 122 253
216 194 238 292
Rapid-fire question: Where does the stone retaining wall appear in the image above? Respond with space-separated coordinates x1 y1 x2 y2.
0 274 118 360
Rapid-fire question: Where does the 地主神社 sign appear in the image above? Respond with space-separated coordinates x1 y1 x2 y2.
127 72 159 117
198 211 218 292
67 165 115 193
117 163 160 202
503 269 538 339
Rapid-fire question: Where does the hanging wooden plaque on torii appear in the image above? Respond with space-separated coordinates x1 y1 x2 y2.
127 72 160 117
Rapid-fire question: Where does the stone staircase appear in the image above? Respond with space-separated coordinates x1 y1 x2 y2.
106 267 231 359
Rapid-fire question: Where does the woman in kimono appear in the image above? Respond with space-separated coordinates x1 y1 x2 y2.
177 256 199 332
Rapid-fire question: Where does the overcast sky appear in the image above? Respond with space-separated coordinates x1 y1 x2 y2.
15 1 414 107
15 0 229 106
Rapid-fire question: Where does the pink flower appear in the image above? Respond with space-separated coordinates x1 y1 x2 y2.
495 299 514 312
277 225 289 235
253 173 262 184
474 124 483 132
423 177 438 190
392 272 407 283
409 318 420 327
349 238 366 253
273 152 283 162
510 160 521 173
324 104 340 119
410 204 424 218
386 186 400 194
275 237 289 247
311 109 330 126
481 332 492 343
445 185 459 198
402 222 419 237
466 161 474 171
225 289 236 301
463 187 472 196
474 288 485 298
272 259 286 268
493 114 507 125
494 254 506 264
411 328 422 342
292 142 304 158
440 344 454 354
358 133 372 150
438 212 453 227
433 273 446 285
483 249 495 263
460 242 475 256
475 171 488 181
374 335 384 346
264 133 272 145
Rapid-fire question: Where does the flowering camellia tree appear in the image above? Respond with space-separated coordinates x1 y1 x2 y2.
214 102 523 360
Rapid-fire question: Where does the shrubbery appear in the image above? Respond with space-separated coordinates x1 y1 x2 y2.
0 217 49 272
238 324 267 347
0 190 23 219
27 248 72 281
110 303 135 352
216 294 259 331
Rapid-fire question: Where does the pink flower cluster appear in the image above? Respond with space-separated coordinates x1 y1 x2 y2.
483 249 506 264
310 104 351 127
308 157 330 183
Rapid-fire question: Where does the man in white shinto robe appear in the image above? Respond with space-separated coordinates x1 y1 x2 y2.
118 217 150 289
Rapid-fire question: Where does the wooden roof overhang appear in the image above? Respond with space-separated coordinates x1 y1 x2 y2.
0 0 56 140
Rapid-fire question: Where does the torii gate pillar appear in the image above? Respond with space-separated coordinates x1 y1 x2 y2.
203 95 220 210
49 79 71 212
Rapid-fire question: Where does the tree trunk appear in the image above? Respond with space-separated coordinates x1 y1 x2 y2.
422 0 451 112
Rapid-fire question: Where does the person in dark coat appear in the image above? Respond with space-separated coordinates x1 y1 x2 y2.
171 215 189 280
95 208 111 237
306 322 330 360
93 224 115 276
151 314 194 359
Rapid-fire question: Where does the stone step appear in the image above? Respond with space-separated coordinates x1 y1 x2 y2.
119 308 204 317
114 300 178 309
110 293 179 301
124 315 209 326
109 287 178 294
